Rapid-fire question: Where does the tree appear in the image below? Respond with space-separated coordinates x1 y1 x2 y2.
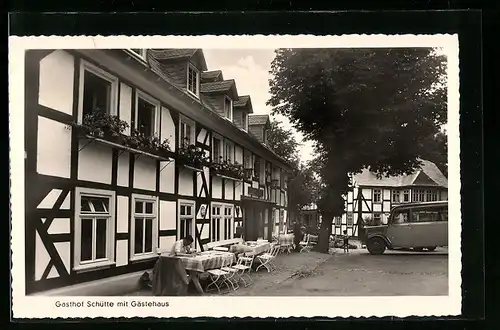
267 48 447 252
267 120 319 225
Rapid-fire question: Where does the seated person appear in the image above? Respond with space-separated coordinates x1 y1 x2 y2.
170 235 194 256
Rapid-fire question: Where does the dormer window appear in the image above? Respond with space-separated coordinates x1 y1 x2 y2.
128 49 147 61
224 96 233 121
187 64 200 97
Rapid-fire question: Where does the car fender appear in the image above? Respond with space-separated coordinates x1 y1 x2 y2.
367 233 393 249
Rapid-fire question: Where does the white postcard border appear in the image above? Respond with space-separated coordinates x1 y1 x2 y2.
9 34 461 318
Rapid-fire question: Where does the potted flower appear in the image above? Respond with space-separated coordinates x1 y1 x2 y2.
211 159 244 180
178 138 209 169
72 109 129 144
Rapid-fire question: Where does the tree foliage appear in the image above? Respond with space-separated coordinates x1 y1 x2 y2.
267 120 319 219
267 48 447 252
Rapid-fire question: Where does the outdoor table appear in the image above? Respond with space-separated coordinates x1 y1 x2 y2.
161 251 235 294
229 241 271 256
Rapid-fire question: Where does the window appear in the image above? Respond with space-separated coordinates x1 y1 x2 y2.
392 190 400 203
373 189 382 203
279 210 285 233
411 209 441 223
74 188 115 271
224 96 233 120
128 49 147 60
213 136 223 163
440 207 448 221
179 201 195 240
135 91 159 138
224 140 234 163
253 156 261 180
211 205 222 242
187 64 199 97
131 195 158 259
335 217 341 226
392 210 409 224
179 116 195 147
242 112 248 131
412 189 426 202
402 190 410 202
223 205 234 240
346 212 354 226
79 60 118 122
373 213 381 225
432 190 439 201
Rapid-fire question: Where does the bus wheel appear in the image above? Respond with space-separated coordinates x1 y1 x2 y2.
367 237 386 255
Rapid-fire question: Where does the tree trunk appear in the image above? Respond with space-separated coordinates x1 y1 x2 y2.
314 214 332 253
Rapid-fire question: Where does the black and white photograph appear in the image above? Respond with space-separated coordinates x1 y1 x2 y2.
9 34 461 318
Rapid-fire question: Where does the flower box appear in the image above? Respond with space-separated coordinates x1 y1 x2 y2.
211 160 244 180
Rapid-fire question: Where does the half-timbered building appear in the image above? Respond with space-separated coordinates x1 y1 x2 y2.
335 159 448 238
25 48 291 295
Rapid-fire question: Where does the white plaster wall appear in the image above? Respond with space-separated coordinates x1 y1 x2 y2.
78 141 112 184
224 180 234 200
373 203 382 212
347 191 353 203
159 236 176 253
383 189 390 200
362 201 371 212
35 232 50 281
54 241 70 274
116 196 129 233
160 107 176 151
159 161 175 193
212 176 222 199
243 183 250 197
234 182 242 201
47 218 70 234
37 189 63 209
61 192 71 210
383 201 391 212
116 240 128 267
38 50 74 115
196 128 208 144
133 157 156 191
160 200 176 230
200 223 210 239
179 170 194 196
362 188 372 199
119 83 132 135
37 117 71 178
117 152 130 187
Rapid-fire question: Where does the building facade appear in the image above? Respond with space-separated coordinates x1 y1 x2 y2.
24 49 290 294
334 159 448 237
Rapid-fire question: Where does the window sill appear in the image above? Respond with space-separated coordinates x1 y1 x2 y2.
130 253 159 263
124 50 148 65
186 89 200 100
73 260 115 273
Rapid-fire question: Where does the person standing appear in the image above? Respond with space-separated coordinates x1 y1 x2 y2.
342 230 350 254
293 221 302 252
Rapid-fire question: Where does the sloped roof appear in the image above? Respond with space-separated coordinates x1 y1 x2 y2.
149 49 207 71
249 114 270 126
200 79 239 100
201 70 223 82
234 95 254 114
353 159 448 188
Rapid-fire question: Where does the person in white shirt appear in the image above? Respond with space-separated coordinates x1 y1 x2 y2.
170 235 194 256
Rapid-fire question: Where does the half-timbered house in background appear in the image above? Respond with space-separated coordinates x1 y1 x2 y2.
25 48 291 295
335 159 448 238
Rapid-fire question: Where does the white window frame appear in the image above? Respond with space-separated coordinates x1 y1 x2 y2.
224 96 233 121
127 49 148 61
392 190 400 203
212 133 223 163
223 204 235 240
130 194 159 261
77 59 119 124
211 203 222 242
402 189 410 202
178 200 196 242
242 112 249 131
179 115 196 148
73 187 116 272
373 189 382 203
187 63 200 98
134 90 161 138
224 139 234 163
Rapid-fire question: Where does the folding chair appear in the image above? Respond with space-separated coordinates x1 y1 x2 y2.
299 234 313 253
206 260 230 293
230 254 254 287
221 255 240 291
256 243 281 272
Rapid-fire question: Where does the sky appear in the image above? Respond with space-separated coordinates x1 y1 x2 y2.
202 49 315 163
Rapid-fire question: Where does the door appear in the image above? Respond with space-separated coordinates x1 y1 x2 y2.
386 209 413 248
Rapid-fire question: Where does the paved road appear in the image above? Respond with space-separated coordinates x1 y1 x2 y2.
226 247 448 296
